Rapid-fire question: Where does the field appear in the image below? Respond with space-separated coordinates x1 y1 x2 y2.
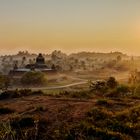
0 85 140 140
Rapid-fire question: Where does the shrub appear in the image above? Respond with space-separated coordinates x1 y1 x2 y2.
35 105 46 112
0 91 11 100
84 126 132 140
67 122 133 140
96 99 108 106
10 116 35 129
106 85 130 97
116 106 140 124
0 122 16 140
116 85 130 94
0 89 43 100
107 119 134 136
86 108 110 121
60 90 92 99
19 89 32 96
0 90 23 99
0 117 50 140
69 91 91 99
0 107 15 114
32 90 43 95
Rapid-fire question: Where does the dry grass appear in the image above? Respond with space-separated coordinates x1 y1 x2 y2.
0 88 139 140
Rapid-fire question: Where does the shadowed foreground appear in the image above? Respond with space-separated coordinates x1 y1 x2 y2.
0 89 140 140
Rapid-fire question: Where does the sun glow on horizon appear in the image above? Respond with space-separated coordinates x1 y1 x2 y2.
0 0 140 55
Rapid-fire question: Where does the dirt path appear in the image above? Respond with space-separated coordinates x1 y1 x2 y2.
9 77 89 91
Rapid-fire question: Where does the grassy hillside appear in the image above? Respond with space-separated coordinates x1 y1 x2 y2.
0 84 140 140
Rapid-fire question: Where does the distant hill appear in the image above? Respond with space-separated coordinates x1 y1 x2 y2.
69 51 129 60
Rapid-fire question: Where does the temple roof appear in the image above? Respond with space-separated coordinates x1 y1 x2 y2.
36 53 45 65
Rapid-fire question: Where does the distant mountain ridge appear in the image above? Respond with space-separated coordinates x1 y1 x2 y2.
69 51 128 60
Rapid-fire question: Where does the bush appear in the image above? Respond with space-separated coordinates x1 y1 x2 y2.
78 106 139 140
106 85 130 97
0 107 15 114
32 90 44 96
0 89 43 100
10 116 35 129
116 105 140 123
35 105 46 112
116 85 130 94
96 99 108 106
67 122 133 140
0 91 11 100
0 117 50 140
86 108 110 121
60 90 92 99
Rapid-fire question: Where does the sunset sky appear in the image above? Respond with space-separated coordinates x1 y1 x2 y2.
0 0 140 55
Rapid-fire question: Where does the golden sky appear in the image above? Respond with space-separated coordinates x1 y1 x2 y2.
0 0 140 55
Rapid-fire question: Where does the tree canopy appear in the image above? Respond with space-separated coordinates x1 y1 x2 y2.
21 71 47 86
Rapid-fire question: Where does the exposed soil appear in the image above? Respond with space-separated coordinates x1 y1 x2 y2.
0 94 139 122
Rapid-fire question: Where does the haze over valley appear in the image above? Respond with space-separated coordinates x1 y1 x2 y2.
0 1 140 140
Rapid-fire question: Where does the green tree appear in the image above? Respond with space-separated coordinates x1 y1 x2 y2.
21 71 47 86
